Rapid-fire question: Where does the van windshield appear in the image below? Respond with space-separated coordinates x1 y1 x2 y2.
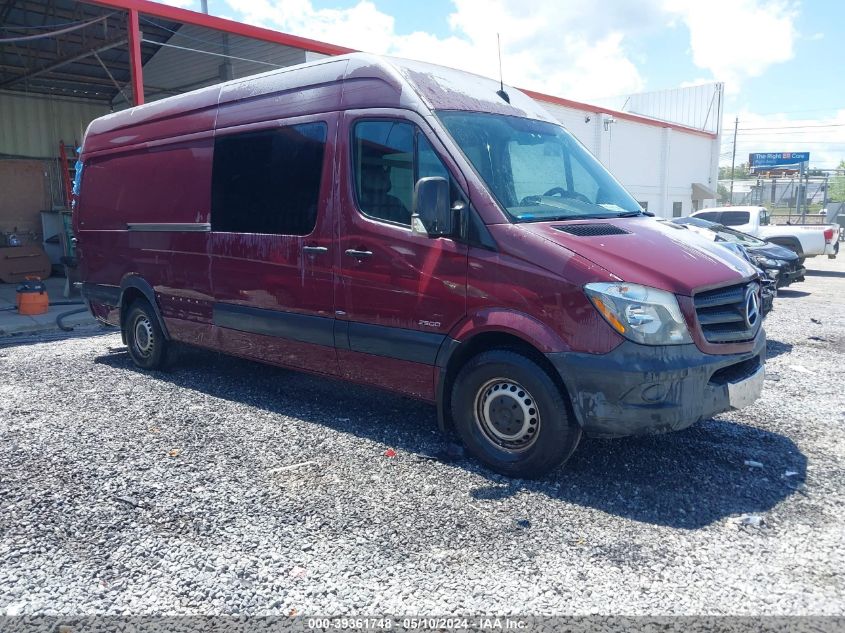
436 111 643 222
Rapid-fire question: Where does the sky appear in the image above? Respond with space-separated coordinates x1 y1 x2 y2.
159 0 845 170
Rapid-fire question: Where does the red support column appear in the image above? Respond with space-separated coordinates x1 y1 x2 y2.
127 8 144 106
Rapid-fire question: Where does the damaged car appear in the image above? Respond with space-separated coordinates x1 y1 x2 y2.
672 216 805 289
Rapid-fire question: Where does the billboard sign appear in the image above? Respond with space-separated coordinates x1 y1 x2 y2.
749 152 810 169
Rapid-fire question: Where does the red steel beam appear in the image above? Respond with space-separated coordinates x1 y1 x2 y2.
127 7 144 105
83 0 355 56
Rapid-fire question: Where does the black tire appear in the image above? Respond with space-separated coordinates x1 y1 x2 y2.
450 350 581 478
124 299 168 370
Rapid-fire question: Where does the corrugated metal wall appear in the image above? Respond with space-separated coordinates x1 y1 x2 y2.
590 83 723 134
0 90 109 158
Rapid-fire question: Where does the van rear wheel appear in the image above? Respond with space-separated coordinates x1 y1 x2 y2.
124 299 168 370
450 350 581 478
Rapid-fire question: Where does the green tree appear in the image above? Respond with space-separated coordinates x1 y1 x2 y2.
829 160 845 202
719 162 751 180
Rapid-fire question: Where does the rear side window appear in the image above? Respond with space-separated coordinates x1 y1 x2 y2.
720 211 750 226
212 122 327 235
694 211 719 222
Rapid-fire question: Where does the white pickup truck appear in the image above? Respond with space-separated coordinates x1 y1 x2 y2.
690 206 839 260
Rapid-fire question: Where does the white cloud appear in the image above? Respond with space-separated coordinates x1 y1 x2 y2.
680 78 717 89
664 0 799 93
221 0 805 100
224 0 653 100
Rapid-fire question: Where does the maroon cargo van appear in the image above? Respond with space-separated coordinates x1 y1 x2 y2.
75 54 766 477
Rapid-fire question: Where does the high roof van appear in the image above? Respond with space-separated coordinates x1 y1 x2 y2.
75 53 766 477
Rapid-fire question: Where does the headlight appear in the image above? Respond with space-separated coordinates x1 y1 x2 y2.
752 255 780 268
584 282 692 345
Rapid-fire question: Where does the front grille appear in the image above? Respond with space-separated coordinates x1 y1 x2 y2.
694 282 760 343
554 223 630 237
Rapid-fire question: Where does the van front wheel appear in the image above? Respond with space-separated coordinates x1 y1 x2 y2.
124 299 168 370
450 350 581 478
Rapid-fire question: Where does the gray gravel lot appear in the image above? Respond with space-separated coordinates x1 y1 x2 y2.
0 258 843 617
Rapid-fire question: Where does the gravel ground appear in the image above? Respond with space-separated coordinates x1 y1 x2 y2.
0 257 843 617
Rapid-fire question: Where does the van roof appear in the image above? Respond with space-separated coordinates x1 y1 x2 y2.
83 53 556 154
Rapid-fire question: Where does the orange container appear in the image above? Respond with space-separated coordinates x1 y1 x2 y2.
16 279 49 316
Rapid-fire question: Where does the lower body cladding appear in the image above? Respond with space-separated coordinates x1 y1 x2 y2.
547 329 766 438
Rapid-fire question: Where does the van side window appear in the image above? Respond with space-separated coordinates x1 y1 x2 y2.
418 135 450 181
352 120 453 227
353 121 414 225
212 122 327 235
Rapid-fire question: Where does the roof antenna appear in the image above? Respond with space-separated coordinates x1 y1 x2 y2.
496 33 510 103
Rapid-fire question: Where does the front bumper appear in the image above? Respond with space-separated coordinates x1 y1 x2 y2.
776 264 806 287
546 328 766 438
761 282 775 316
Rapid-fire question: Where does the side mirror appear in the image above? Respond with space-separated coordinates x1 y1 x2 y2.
412 177 452 237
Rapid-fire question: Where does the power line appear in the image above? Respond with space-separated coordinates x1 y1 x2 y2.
739 123 845 131
721 123 845 132
723 141 845 145
730 105 845 116
733 132 845 138
139 39 286 68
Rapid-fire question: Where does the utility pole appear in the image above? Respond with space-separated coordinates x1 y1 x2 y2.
201 0 208 13
803 164 810 217
729 117 739 204
823 173 829 210
794 163 803 219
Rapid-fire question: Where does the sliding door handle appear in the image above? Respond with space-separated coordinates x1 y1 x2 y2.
303 245 328 255
345 249 373 259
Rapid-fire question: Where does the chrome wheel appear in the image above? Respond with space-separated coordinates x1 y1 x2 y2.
132 315 155 358
474 378 541 451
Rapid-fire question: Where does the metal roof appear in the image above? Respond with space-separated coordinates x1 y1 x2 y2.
0 0 178 100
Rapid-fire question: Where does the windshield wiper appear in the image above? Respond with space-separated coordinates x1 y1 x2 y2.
616 210 653 217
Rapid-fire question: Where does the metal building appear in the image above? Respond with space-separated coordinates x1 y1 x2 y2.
0 0 722 257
